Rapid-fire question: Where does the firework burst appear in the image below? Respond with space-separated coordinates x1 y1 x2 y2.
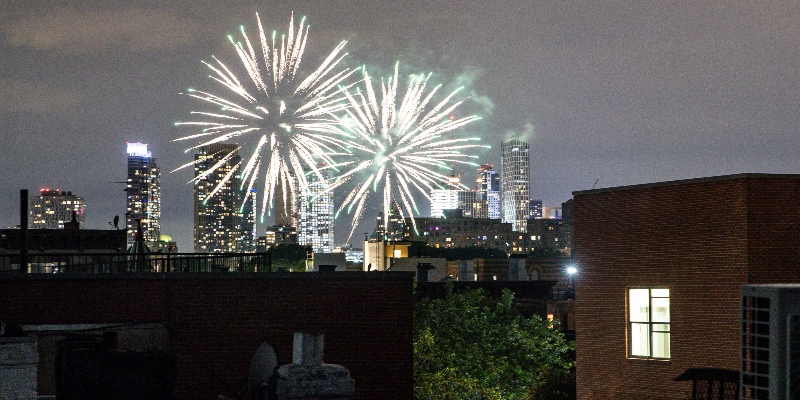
174 13 356 218
332 64 488 241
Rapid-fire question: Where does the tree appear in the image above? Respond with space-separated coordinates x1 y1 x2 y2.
268 243 311 271
414 287 574 399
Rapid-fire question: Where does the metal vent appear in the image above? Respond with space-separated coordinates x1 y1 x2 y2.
741 295 771 399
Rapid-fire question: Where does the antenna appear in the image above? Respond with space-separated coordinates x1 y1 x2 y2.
591 179 600 190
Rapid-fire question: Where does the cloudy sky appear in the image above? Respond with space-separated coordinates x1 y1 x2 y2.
2 1 799 249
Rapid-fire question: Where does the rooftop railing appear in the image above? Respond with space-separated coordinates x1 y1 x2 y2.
0 252 271 274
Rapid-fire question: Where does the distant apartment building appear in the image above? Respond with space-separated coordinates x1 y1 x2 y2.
457 190 478 218
430 189 482 219
263 226 298 248
475 164 501 219
404 215 523 252
529 199 543 219
527 218 570 254
194 144 243 253
527 199 574 255
298 169 334 253
238 188 257 253
430 189 459 218
30 189 85 229
376 201 405 241
126 142 161 246
273 172 298 228
501 138 530 232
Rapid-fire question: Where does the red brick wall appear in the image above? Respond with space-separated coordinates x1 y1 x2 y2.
473 258 509 281
745 177 800 284
0 272 414 399
574 175 800 399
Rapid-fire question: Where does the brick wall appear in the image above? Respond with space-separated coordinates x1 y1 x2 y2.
574 174 800 400
0 272 414 399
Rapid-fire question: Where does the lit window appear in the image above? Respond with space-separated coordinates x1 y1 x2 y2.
628 288 670 359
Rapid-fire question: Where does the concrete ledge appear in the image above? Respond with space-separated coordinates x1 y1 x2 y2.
0 271 415 281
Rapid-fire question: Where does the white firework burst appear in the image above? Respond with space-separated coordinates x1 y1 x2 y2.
332 64 488 241
174 12 356 218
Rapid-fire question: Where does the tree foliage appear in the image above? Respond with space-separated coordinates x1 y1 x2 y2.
414 287 574 399
268 243 311 271
527 246 565 259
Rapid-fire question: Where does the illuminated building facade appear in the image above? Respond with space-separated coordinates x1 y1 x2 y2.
430 189 459 218
274 172 298 228
30 189 85 229
529 199 543 219
501 138 530 232
376 201 405 241
476 165 501 220
457 190 478 218
298 170 334 253
193 143 242 253
404 216 519 252
238 188 257 253
126 142 161 246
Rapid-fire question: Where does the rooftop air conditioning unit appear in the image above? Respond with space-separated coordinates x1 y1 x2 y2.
740 284 800 400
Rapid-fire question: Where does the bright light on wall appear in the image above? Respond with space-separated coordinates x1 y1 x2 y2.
566 266 578 275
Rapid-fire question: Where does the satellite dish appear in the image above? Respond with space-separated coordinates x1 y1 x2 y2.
113 215 120 230
248 342 278 400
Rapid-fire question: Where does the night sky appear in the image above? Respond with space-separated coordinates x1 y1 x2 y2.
2 1 799 250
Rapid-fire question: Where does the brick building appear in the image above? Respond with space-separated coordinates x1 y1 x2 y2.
573 174 800 399
0 272 414 399
405 216 521 252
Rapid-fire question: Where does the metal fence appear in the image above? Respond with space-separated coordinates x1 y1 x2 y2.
0 252 271 274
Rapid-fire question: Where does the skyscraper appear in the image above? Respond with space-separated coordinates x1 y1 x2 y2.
238 188 257 253
298 169 334 253
274 172 298 228
457 190 478 218
376 201 405 241
501 138 530 232
30 189 85 229
126 142 161 246
475 164 501 219
529 199 543 219
194 143 242 253
430 189 459 218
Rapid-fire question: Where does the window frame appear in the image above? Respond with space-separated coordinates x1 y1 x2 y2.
627 287 670 360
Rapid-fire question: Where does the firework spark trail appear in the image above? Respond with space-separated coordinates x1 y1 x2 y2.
332 64 489 241
174 12 357 218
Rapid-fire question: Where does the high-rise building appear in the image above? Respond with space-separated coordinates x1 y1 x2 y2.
126 142 161 246
475 165 501 219
457 190 478 218
501 138 530 232
430 189 459 218
376 201 405 241
30 189 85 229
298 169 334 253
238 188 257 253
274 172 298 228
194 143 242 253
529 199 543 219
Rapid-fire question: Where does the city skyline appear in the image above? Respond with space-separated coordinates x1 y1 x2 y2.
2 2 799 250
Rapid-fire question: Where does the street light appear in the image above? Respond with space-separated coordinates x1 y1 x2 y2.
565 265 577 300
566 266 578 275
